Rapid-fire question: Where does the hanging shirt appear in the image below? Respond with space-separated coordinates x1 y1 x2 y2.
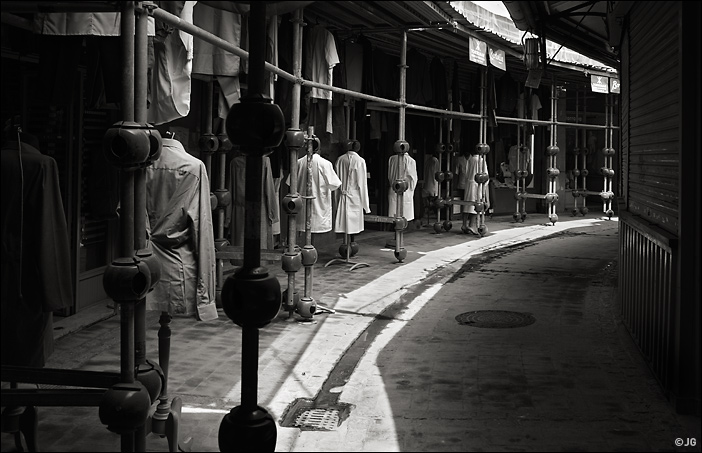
334 151 370 235
34 11 155 36
454 154 470 190
287 153 341 233
192 2 243 117
1 139 73 367
304 25 340 101
148 1 196 125
422 155 440 197
226 155 278 249
387 154 418 221
305 25 340 134
145 138 217 321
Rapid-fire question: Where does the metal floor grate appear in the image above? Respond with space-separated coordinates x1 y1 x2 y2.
294 408 340 431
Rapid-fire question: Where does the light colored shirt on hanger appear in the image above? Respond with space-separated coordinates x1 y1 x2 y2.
287 153 342 233
388 153 418 221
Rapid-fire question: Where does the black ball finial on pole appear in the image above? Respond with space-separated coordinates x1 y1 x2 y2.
218 2 284 452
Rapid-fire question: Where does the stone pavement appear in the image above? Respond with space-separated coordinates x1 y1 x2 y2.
2 212 700 452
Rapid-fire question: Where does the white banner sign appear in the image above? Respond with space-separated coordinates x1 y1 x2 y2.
591 75 609 93
488 46 506 71
469 37 487 66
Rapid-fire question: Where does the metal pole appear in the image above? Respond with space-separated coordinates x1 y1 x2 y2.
285 8 303 315
119 0 135 381
303 127 314 299
119 3 135 450
133 6 149 450
395 30 408 257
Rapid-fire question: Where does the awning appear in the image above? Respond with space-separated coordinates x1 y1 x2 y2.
501 1 633 69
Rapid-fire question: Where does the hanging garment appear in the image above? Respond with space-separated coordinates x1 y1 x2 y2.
422 155 440 197
304 25 340 134
1 137 73 367
263 15 279 101
429 57 448 109
192 3 242 75
34 11 154 36
148 1 196 125
304 25 340 101
226 155 278 249
145 138 217 321
406 47 433 106
387 153 418 221
334 151 370 235
462 154 489 215
287 153 341 233
454 153 470 191
192 2 243 117
344 39 363 93
34 11 156 109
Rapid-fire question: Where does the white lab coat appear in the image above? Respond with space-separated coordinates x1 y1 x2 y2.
387 154 418 221
287 153 341 233
334 151 370 234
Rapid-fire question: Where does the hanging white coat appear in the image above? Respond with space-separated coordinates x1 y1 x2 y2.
287 153 341 233
387 153 418 221
334 151 370 234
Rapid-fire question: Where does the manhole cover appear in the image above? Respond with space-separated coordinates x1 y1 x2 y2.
294 408 340 431
455 310 535 328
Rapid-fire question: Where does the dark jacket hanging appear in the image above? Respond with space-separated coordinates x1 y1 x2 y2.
1 136 73 368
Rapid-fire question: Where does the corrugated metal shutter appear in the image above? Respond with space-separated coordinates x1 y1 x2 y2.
620 32 629 204
626 2 680 235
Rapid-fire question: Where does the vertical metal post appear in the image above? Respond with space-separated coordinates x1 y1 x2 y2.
476 67 488 234
398 31 407 141
546 80 560 225
393 30 408 261
303 126 315 300
573 89 580 216
119 4 135 451
436 125 443 228
133 5 149 450
119 0 135 386
202 81 215 178
219 3 281 450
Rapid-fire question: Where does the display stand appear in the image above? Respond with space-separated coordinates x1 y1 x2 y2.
452 67 491 236
325 232 369 271
325 132 370 271
570 91 616 219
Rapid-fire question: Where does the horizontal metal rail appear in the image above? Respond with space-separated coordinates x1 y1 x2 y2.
150 6 616 129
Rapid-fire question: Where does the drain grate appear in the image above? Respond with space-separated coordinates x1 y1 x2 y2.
455 310 536 328
294 408 340 431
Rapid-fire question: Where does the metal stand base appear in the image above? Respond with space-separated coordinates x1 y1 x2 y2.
324 258 370 272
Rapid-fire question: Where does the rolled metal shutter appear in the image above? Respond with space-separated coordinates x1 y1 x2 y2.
626 2 680 235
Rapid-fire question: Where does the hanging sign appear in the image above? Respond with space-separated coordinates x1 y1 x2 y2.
525 69 542 89
488 46 506 71
469 37 487 66
591 75 609 93
609 77 620 94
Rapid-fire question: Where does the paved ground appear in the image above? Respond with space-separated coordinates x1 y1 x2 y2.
2 212 700 452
